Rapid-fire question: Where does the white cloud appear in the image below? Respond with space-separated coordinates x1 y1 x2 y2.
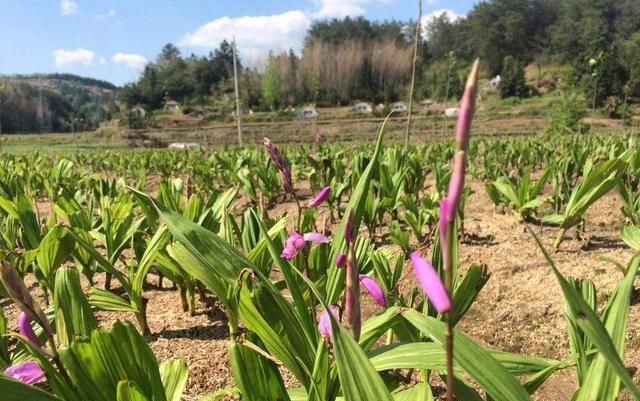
60 0 78 16
112 53 148 69
53 48 95 66
421 9 462 38
99 56 107 64
108 9 116 17
179 11 311 65
315 0 367 18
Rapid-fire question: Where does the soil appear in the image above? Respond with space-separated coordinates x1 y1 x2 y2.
3 177 639 400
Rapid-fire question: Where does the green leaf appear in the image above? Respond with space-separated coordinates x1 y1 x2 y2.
331 313 394 401
54 266 97 346
131 189 248 284
0 375 63 401
560 159 626 229
117 381 151 401
159 360 189 401
575 257 640 401
621 225 640 251
402 309 533 401
229 336 290 401
528 228 640 400
369 342 448 372
59 321 168 401
37 226 75 284
88 287 137 313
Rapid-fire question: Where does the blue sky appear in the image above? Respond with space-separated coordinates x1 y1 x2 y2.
0 0 476 86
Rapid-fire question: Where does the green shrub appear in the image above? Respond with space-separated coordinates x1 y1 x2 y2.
545 91 588 135
499 56 528 99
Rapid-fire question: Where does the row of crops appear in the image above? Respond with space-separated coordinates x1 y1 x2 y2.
2 66 640 400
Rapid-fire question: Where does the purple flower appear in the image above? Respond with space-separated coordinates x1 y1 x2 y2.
335 253 347 268
303 232 330 244
18 312 40 347
318 304 340 339
4 360 45 384
314 131 323 143
281 232 305 259
508 170 516 178
309 186 331 207
280 231 331 260
359 274 386 307
410 252 451 313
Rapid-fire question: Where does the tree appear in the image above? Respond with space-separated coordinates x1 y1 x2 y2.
157 43 181 69
500 56 528 98
262 53 281 110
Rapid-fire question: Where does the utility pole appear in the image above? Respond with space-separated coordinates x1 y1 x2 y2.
0 78 4 136
232 36 243 146
404 0 422 150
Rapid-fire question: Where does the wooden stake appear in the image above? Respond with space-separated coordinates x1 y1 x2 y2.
404 0 422 150
232 37 243 146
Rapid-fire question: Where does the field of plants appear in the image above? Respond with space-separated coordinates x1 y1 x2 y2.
2 63 640 401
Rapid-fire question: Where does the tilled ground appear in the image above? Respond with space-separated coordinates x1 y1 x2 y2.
3 178 639 400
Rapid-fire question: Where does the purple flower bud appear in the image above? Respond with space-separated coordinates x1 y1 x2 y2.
264 137 294 194
446 59 479 222
335 253 347 268
343 209 355 245
454 59 480 153
508 170 516 178
318 304 340 339
359 274 386 307
18 312 40 347
4 360 45 384
309 186 331 207
410 252 451 313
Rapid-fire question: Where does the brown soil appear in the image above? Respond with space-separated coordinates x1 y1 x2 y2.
4 177 639 400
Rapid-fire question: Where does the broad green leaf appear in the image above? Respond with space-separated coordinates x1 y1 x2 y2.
229 336 290 401
0 375 62 401
59 321 168 401
89 287 137 313
621 225 640 251
528 228 640 400
37 226 75 283
117 381 151 401
330 313 394 401
159 360 189 401
575 256 640 401
403 309 533 401
54 266 97 346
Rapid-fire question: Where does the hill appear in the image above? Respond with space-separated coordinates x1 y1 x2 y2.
0 73 118 134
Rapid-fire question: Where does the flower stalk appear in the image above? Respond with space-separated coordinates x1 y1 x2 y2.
443 58 479 401
342 210 361 340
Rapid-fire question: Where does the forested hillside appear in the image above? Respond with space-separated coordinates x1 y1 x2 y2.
0 74 117 133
